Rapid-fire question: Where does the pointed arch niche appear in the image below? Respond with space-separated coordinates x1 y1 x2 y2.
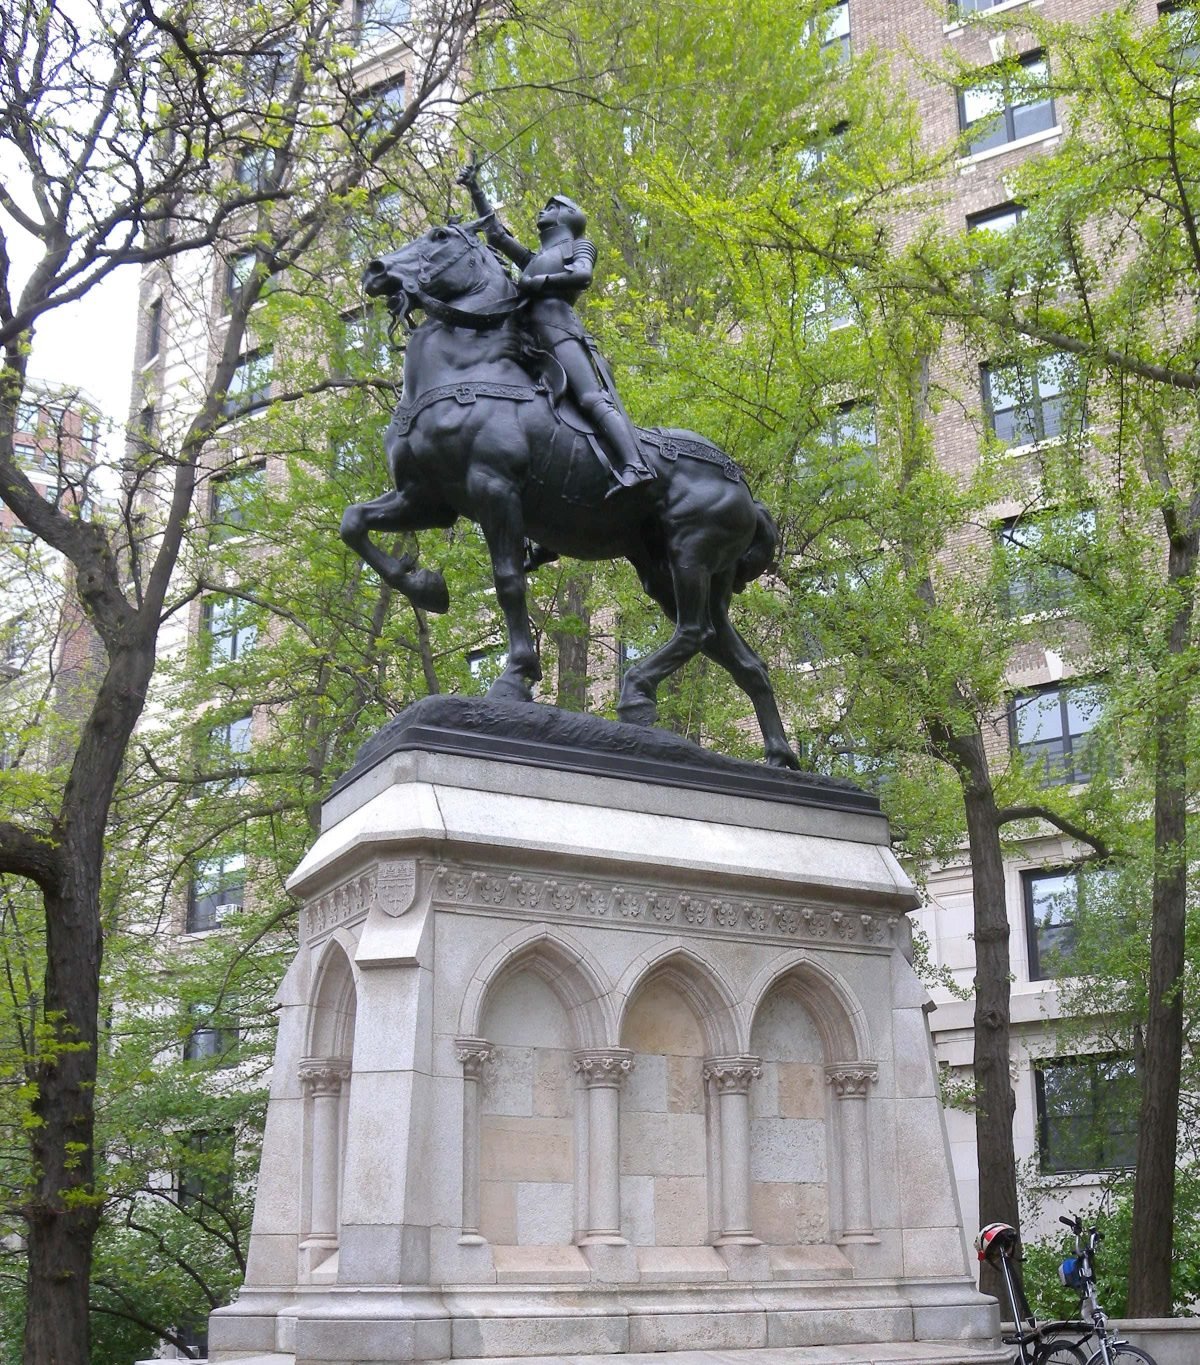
618 952 740 1247
472 941 606 1247
299 938 357 1278
748 963 876 1247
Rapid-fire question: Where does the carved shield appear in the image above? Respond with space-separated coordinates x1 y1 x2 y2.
375 859 417 918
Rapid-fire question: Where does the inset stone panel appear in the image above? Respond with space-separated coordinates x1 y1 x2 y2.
478 966 576 1245
748 985 829 1244
619 977 710 1246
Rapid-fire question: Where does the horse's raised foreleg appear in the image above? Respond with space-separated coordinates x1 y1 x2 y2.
340 488 454 613
474 481 543 702
616 556 710 727
704 590 801 769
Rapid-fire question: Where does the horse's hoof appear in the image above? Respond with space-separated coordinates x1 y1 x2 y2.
407 569 450 614
616 697 657 727
487 675 534 704
766 748 802 771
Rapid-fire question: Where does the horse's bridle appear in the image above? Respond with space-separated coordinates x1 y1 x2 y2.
393 226 529 333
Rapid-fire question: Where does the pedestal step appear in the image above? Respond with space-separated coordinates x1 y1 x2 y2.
200 1346 1009 1365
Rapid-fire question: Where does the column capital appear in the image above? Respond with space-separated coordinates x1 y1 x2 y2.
299 1056 351 1097
455 1036 494 1080
825 1062 878 1098
703 1055 763 1094
572 1048 635 1088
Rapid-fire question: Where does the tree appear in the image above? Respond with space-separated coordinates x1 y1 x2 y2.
0 1 494 1357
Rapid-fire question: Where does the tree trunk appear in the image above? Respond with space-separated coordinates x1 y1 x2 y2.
554 575 590 712
22 645 152 1365
1128 528 1197 1316
930 721 1019 1302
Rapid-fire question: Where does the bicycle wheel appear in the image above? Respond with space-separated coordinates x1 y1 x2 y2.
1033 1340 1087 1365
1086 1345 1158 1365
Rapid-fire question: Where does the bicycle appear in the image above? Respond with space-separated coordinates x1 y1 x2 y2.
974 1218 1158 1365
1034 1214 1158 1365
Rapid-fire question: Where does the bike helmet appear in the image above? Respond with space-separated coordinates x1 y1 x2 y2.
975 1222 1019 1262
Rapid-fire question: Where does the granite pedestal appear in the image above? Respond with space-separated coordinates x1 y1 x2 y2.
209 699 1004 1365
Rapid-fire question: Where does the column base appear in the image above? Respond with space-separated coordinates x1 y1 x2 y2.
580 1241 639 1282
714 1233 761 1245
457 1233 486 1246
578 1233 629 1246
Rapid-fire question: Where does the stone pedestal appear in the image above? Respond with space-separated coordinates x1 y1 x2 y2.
209 697 1004 1365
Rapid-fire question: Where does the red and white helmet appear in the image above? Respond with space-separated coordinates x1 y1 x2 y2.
975 1222 1018 1262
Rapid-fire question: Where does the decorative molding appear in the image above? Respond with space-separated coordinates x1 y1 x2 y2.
433 865 898 950
299 1057 352 1097
572 1048 636 1087
825 1063 878 1098
454 1037 494 1080
304 858 420 938
703 1056 763 1094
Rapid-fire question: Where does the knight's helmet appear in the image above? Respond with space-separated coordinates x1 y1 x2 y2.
544 194 587 235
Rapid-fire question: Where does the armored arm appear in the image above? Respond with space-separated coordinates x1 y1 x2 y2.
518 238 597 296
457 156 533 268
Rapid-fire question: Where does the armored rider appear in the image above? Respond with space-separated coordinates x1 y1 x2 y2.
456 158 654 493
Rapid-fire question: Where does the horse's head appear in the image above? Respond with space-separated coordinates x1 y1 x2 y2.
364 222 509 322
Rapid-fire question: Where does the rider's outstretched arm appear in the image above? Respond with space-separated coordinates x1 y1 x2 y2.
460 164 534 268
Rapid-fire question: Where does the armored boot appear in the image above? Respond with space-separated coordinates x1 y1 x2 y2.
583 396 655 495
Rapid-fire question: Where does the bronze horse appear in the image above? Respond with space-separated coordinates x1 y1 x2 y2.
340 221 800 768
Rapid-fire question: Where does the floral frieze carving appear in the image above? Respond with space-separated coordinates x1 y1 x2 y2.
431 865 899 949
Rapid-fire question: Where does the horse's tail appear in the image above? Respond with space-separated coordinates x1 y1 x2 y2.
734 499 780 593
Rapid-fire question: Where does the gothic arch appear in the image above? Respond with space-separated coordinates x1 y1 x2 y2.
307 934 358 1060
616 943 742 1057
745 952 872 1065
459 923 614 1050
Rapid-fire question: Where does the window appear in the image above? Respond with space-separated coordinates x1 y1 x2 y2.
15 400 40 433
958 53 1055 156
234 146 272 193
186 850 245 932
1034 1056 1138 1174
983 354 1077 445
341 311 391 376
202 595 257 665
807 274 857 331
967 203 1024 237
811 400 877 478
210 461 265 539
183 1005 238 1065
179 1129 235 1209
467 646 507 691
1159 2 1200 68
358 79 407 144
995 508 1093 616
145 297 164 360
1009 682 1101 786
225 251 256 312
1022 864 1118 980
952 0 1012 15
221 348 272 418
355 0 411 42
818 0 850 63
798 120 850 177
14 439 37 464
206 712 252 792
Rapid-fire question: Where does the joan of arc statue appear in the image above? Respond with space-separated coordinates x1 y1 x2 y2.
456 158 654 493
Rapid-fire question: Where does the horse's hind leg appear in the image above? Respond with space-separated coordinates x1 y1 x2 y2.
704 587 800 769
340 487 455 613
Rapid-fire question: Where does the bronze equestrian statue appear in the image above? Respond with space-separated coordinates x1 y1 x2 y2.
339 177 801 769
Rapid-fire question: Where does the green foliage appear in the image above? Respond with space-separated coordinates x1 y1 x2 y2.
1019 1168 1200 1319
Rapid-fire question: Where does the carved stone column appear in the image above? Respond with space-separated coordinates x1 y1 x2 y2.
455 1037 493 1244
299 1058 352 1242
704 1056 762 1244
573 1048 635 1244
826 1063 878 1242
